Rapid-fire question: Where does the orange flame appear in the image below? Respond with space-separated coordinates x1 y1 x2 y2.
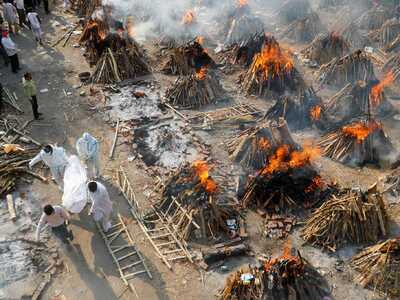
258 137 270 150
193 161 217 194
310 105 321 121
370 71 394 107
305 176 323 193
196 36 204 45
342 120 381 143
264 240 303 273
238 0 248 7
195 66 207 80
182 10 195 25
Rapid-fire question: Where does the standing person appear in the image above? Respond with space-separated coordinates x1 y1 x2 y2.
22 72 41 119
35 204 74 243
1 30 20 73
76 132 100 178
26 9 42 44
29 144 69 190
42 0 49 14
3 2 19 34
15 0 27 28
88 181 112 232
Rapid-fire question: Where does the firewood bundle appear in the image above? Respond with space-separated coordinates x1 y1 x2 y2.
318 50 376 87
369 19 400 48
383 53 400 82
341 22 371 51
355 7 393 31
276 0 312 24
352 238 400 298
265 87 327 131
155 161 239 241
219 266 263 300
280 12 325 43
318 117 396 168
161 39 215 75
224 13 264 46
241 143 326 213
74 0 102 17
227 119 298 170
240 39 304 97
301 185 387 252
165 69 224 108
301 32 350 65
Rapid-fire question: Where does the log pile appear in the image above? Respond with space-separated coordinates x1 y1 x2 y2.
165 68 224 108
355 7 393 31
276 0 312 24
341 22 371 50
264 214 296 239
301 32 350 65
265 87 328 131
74 0 102 17
280 12 326 43
318 117 397 168
383 53 400 82
318 50 376 87
227 119 299 170
240 38 304 97
301 185 387 252
79 18 109 65
155 161 240 241
161 39 215 75
352 238 400 298
369 19 400 48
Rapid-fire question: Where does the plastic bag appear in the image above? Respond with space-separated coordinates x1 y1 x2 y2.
62 155 88 213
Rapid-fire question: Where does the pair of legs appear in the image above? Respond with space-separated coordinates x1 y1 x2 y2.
9 54 20 73
29 95 41 119
85 156 100 179
51 222 74 244
93 210 112 232
50 165 66 191
32 27 43 44
17 9 27 27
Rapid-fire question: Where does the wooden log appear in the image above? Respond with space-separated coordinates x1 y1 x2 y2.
202 243 248 265
6 194 16 221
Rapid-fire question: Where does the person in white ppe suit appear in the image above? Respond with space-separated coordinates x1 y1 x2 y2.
29 145 68 190
88 181 112 232
76 132 100 179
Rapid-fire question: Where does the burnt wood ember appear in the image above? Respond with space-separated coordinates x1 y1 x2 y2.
302 184 387 252
318 50 376 87
161 39 216 75
227 119 299 171
352 238 400 298
355 6 393 31
276 0 312 24
341 22 371 51
165 69 224 108
318 117 397 168
280 12 326 43
265 87 328 131
301 32 350 65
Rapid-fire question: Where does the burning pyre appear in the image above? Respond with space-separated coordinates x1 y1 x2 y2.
276 0 312 24
80 16 109 65
240 38 304 97
155 161 239 241
165 67 224 108
302 185 387 252
318 50 376 87
301 32 350 65
227 119 298 171
265 87 327 131
318 117 397 168
280 12 326 43
352 238 400 298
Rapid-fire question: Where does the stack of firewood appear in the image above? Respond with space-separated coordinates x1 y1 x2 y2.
352 238 400 298
383 53 400 81
355 6 392 31
341 22 371 50
281 12 326 43
318 50 376 87
302 184 387 252
276 0 312 24
74 0 102 17
369 19 400 48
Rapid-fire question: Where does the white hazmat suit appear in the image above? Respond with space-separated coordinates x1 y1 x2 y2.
88 182 112 232
29 146 68 189
76 132 100 178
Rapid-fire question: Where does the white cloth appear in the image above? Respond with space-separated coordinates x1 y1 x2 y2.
31 27 42 40
76 133 100 177
62 156 88 213
35 206 69 240
1 37 17 56
89 182 112 220
27 12 40 29
15 0 25 10
3 3 17 23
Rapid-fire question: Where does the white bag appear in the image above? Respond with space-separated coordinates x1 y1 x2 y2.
62 155 88 213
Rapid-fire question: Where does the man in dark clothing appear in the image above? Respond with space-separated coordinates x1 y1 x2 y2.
23 72 41 119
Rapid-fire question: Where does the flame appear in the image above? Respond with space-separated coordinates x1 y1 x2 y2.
193 161 217 194
196 36 204 45
182 10 195 25
258 137 270 150
238 0 248 7
305 176 323 193
310 105 321 121
289 145 320 169
370 71 394 107
264 240 303 273
342 120 381 143
195 66 207 80
87 20 106 40
126 16 135 38
251 42 294 80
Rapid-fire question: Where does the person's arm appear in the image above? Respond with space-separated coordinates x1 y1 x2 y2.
35 213 46 241
29 151 42 168
59 206 70 220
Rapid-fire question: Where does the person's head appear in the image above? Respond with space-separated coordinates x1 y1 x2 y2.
43 204 55 216
43 144 53 154
88 181 98 193
24 72 32 81
83 132 91 140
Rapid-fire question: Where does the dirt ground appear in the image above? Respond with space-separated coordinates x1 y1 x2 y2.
1 1 400 300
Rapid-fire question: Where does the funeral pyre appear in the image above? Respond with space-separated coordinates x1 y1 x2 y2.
276 0 312 24
383 53 400 82
153 161 240 242
219 243 331 300
352 238 400 298
227 119 298 171
265 87 327 131
341 22 371 51
160 38 216 76
165 67 224 109
301 184 387 252
301 32 350 65
369 19 400 49
318 50 376 87
240 37 304 98
355 6 393 31
318 117 397 168
280 12 325 43
240 142 329 213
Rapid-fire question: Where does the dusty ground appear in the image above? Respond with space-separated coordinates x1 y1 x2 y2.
1 1 400 300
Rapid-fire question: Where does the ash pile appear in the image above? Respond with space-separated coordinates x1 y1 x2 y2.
280 12 326 43
132 121 199 169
